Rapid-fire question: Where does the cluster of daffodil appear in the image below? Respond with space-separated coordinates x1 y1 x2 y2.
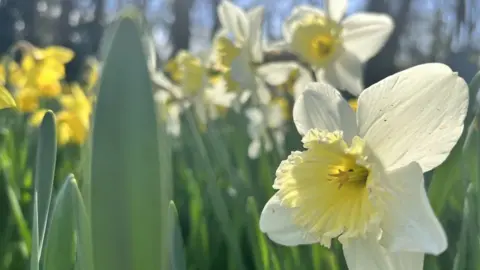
150 0 394 159
147 0 471 269
0 43 97 146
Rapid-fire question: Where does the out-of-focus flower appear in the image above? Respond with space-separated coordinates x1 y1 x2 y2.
212 1 264 92
56 83 92 145
257 62 312 99
21 46 74 97
283 0 394 95
245 84 289 159
16 88 39 112
165 50 207 97
259 64 468 269
154 90 182 138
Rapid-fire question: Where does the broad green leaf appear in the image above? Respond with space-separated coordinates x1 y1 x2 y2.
168 201 187 270
90 13 169 270
42 175 77 270
33 110 56 251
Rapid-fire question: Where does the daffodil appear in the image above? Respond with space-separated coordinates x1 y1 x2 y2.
212 1 264 91
245 97 289 159
259 63 468 269
56 84 92 145
154 90 182 137
257 61 312 99
283 0 394 95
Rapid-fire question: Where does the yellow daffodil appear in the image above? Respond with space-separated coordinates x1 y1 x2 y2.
21 45 74 97
56 84 92 145
283 0 394 95
16 88 39 112
259 64 468 269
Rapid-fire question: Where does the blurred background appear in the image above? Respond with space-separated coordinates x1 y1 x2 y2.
1 0 479 86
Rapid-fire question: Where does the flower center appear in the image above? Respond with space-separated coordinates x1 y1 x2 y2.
274 129 381 247
290 15 342 67
312 34 336 59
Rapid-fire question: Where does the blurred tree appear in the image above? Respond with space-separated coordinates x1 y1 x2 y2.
365 0 412 86
170 0 194 57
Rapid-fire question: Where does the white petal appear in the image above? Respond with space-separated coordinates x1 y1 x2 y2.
293 82 357 142
344 233 425 270
389 252 424 270
259 194 319 246
342 13 394 63
380 162 447 255
245 107 264 126
248 139 261 159
217 1 249 42
357 63 468 172
343 233 393 270
283 5 325 42
326 0 347 21
247 6 264 62
231 48 256 90
264 40 289 52
257 62 299 85
324 50 364 95
293 68 314 100
239 90 253 104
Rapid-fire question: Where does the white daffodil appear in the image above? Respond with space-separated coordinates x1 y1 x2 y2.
154 90 182 138
259 63 468 270
213 1 264 92
283 0 394 95
245 96 289 159
257 61 312 99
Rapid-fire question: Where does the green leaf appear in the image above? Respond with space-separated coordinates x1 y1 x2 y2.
245 197 271 270
168 201 187 270
29 196 39 270
90 13 169 270
42 175 77 270
73 177 94 270
33 110 56 251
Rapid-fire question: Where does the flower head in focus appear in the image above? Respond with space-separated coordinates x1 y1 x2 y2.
283 0 394 95
259 63 468 269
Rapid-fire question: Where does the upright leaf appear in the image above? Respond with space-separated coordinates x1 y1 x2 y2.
33 111 56 251
90 12 169 270
42 175 76 270
168 201 186 270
